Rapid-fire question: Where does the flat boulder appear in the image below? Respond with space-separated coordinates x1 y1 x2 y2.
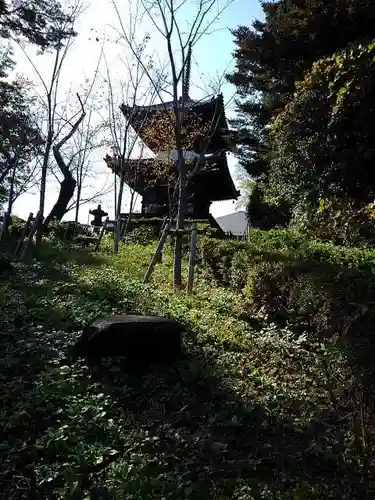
72 314 184 365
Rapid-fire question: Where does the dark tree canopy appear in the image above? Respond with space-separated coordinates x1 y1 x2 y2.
0 0 76 52
226 0 375 180
268 42 375 209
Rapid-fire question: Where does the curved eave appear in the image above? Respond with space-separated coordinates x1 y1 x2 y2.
104 152 238 201
120 93 229 147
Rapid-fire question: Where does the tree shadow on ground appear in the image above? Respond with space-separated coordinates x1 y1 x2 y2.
1 246 374 498
1 329 371 499
78 340 371 500
0 248 113 461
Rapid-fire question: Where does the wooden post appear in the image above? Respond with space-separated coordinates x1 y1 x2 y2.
187 222 197 294
143 219 172 284
94 217 109 251
20 211 43 261
14 212 33 257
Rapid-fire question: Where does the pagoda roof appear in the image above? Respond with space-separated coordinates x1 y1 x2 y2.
104 153 239 202
120 94 229 154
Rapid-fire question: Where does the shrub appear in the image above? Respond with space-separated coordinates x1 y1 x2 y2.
306 198 375 248
201 237 247 285
123 225 157 245
203 230 375 342
48 221 93 242
8 215 26 239
229 249 252 290
246 258 375 340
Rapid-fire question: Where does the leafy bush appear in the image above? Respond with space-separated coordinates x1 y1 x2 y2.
7 215 26 239
48 220 93 242
268 42 375 213
123 225 157 245
305 198 375 248
245 258 375 344
203 230 375 341
201 237 247 285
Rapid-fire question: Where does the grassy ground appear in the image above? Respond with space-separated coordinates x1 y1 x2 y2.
0 240 373 499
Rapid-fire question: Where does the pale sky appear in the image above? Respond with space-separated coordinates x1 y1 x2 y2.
9 0 263 223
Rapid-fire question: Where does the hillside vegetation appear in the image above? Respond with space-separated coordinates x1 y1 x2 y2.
1 231 374 499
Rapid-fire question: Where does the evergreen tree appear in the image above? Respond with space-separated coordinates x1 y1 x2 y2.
226 0 375 180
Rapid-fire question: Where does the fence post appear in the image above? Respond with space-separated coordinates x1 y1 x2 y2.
143 219 171 284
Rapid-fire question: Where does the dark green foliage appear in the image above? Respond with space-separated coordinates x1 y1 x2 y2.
123 225 157 245
304 198 375 248
203 230 375 341
7 215 26 239
226 0 375 181
0 78 43 201
0 0 76 51
201 237 248 285
0 0 76 204
48 220 93 242
0 242 375 497
246 258 375 338
247 181 291 229
227 0 375 241
269 42 375 210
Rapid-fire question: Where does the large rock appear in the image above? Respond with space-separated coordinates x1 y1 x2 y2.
72 314 184 365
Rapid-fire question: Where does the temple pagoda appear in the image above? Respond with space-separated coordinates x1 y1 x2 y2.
104 46 239 223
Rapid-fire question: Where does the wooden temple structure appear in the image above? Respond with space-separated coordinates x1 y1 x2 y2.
104 46 239 229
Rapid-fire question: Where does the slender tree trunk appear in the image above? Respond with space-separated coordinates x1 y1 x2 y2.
0 158 18 240
114 172 125 252
173 169 186 289
45 94 85 227
114 171 117 219
35 131 53 248
74 182 82 224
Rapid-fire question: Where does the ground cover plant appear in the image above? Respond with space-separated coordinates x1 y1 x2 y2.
0 234 374 499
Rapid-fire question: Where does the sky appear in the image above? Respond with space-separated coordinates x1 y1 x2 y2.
10 0 264 223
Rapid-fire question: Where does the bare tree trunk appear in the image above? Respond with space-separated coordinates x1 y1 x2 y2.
95 216 109 251
173 170 186 289
0 158 17 242
74 182 82 224
45 94 85 226
114 171 117 219
45 146 77 225
187 222 197 293
143 219 171 283
114 172 125 252
35 131 53 248
14 212 33 257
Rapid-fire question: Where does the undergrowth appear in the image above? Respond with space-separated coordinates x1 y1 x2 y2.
0 238 373 499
